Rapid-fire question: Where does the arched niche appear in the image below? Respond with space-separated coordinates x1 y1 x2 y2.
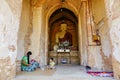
48 8 78 51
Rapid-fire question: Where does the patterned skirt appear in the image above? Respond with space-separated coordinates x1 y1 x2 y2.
21 62 39 72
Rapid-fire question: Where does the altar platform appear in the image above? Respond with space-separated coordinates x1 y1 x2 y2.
48 51 80 65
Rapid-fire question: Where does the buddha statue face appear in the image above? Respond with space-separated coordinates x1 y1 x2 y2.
60 23 67 32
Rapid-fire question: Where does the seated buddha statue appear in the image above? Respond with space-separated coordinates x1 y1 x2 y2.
55 23 72 47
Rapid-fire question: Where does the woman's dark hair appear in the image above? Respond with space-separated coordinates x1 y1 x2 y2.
27 51 32 56
27 51 32 64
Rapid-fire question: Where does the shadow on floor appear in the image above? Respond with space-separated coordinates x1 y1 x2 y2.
16 68 56 76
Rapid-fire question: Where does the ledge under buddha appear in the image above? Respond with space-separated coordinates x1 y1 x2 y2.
48 50 80 65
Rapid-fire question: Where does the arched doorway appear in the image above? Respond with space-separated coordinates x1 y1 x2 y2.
48 8 80 64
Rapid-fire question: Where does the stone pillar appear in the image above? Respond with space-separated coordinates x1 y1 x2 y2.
78 8 82 65
30 7 42 63
40 6 47 65
78 0 89 66
30 6 47 66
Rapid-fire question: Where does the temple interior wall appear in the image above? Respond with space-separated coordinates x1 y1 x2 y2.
0 0 22 79
87 0 112 70
0 0 120 79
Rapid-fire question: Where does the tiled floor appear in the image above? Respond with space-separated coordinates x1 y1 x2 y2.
14 64 117 80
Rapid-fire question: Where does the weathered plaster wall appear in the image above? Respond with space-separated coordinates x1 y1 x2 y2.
112 56 120 79
88 46 103 69
79 1 103 69
88 0 112 70
109 0 120 78
0 0 22 79
91 0 106 24
103 0 120 79
17 0 31 60
110 0 120 64
0 57 16 80
78 1 103 68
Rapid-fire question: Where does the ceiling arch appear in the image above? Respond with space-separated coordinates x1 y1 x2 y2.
49 8 78 26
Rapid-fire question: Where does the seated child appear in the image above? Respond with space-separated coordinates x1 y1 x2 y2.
47 58 56 70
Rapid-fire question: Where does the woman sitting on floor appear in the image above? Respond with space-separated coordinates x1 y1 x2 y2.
21 51 39 72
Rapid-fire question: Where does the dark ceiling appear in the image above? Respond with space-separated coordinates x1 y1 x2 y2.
49 8 78 26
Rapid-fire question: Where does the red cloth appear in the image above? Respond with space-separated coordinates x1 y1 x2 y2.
87 71 113 77
59 32 72 46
